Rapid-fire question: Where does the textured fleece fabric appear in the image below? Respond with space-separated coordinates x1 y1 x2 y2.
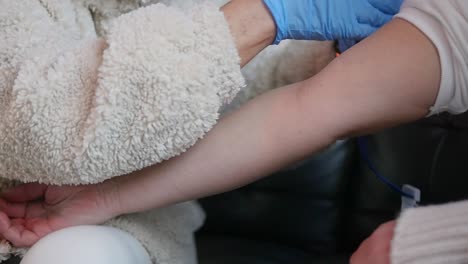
0 0 241 262
0 0 243 185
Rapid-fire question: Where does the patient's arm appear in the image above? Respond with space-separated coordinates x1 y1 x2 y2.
113 18 441 214
0 5 442 248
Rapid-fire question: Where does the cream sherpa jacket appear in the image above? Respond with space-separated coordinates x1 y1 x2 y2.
0 0 239 262
0 0 243 185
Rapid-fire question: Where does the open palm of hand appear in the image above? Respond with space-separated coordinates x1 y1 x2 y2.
0 182 121 247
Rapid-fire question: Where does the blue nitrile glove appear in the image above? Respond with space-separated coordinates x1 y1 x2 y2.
337 0 404 52
263 0 404 45
336 39 359 53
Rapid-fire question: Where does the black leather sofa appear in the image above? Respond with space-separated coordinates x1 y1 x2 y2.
196 111 468 264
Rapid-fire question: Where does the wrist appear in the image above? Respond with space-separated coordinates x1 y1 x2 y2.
103 166 175 215
100 176 129 217
221 0 275 66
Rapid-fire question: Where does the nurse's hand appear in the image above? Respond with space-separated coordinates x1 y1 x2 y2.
0 181 121 247
350 221 396 264
263 0 403 44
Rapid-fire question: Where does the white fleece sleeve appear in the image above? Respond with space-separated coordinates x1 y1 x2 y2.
391 200 468 264
0 0 244 185
395 0 468 115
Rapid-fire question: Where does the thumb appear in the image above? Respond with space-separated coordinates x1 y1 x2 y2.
1 183 47 203
337 39 358 53
368 0 404 15
357 9 393 28
347 24 378 41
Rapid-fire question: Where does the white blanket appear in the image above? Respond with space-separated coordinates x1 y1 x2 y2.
0 0 241 262
0 0 335 262
0 0 243 184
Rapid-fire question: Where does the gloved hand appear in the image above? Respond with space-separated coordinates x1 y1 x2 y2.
263 0 403 45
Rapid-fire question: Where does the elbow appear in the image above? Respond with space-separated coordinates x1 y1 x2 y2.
291 79 345 152
294 76 350 143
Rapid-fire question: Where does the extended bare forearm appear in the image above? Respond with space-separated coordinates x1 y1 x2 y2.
112 19 441 215
113 80 330 213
